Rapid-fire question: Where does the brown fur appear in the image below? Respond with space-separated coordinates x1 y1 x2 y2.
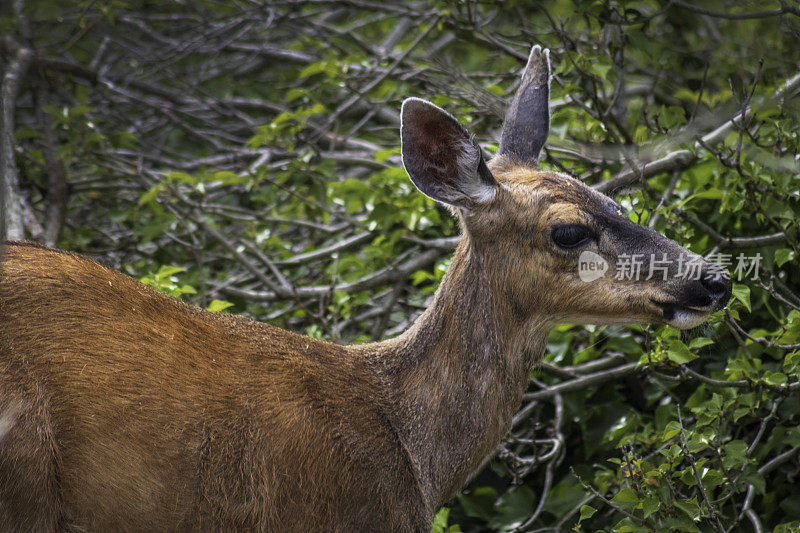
0 242 423 531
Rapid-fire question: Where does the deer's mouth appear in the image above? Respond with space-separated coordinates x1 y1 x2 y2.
650 300 712 329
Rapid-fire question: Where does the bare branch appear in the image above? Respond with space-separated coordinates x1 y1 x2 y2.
34 84 69 247
0 45 33 240
670 0 799 20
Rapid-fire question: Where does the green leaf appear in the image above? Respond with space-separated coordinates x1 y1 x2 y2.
663 421 682 441
702 469 725 490
764 371 788 386
206 300 234 313
688 436 709 453
213 171 246 185
178 284 197 295
610 488 639 511
298 61 329 79
156 265 186 277
166 171 196 184
661 516 702 533
285 88 307 102
374 148 399 163
732 284 751 312
778 310 800 344
641 496 660 519
486 84 505 96
487 486 536 530
542 479 587 519
775 248 796 267
667 339 698 364
578 505 596 522
692 188 723 200
786 427 800 447
614 520 653 533
138 183 163 206
743 470 766 495
688 337 714 350
722 440 748 470
589 58 613 79
456 487 497 520
657 105 687 129
674 498 702 519
432 508 449 532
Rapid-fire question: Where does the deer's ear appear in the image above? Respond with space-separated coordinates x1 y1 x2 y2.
498 45 551 164
400 98 497 210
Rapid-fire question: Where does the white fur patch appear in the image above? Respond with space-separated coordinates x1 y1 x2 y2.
0 402 21 443
667 309 709 330
456 137 496 205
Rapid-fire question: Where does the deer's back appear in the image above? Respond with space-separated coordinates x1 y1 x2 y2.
0 241 426 531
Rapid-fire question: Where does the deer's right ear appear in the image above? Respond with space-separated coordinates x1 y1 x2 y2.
400 98 497 210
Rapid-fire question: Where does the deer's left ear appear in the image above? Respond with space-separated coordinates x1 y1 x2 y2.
401 98 497 210
498 45 551 164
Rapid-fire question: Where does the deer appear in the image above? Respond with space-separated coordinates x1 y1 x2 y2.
0 45 731 532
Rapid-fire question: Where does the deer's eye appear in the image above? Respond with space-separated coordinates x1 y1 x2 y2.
551 224 593 249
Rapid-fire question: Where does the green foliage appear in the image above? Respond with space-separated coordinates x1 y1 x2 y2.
432 508 463 533
4 0 800 531
139 266 196 298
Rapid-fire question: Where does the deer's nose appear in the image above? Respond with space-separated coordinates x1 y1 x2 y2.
700 270 732 301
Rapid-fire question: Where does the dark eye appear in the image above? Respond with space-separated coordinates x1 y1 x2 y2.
551 224 593 249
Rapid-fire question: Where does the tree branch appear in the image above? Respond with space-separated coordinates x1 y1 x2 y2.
34 83 69 247
0 45 33 240
596 70 800 194
670 0 799 20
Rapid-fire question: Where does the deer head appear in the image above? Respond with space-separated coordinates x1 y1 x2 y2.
400 45 731 334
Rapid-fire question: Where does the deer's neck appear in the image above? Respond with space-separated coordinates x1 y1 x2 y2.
378 236 549 510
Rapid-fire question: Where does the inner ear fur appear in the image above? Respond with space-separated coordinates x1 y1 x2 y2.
400 98 497 209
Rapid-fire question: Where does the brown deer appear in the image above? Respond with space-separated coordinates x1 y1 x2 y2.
0 45 730 531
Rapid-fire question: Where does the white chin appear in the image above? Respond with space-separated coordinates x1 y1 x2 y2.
666 309 709 329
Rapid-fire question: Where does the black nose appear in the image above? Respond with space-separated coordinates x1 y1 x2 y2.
701 271 732 301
